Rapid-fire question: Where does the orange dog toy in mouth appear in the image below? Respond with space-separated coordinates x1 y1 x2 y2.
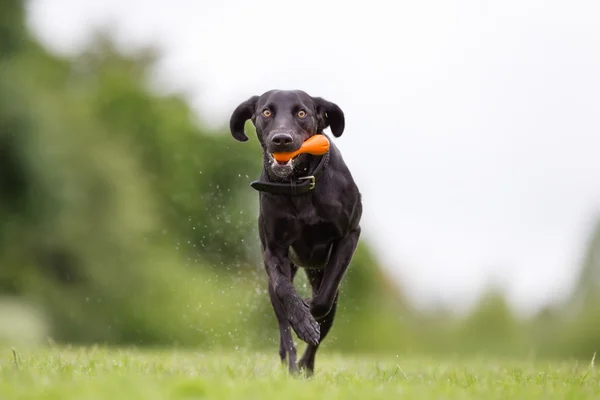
272 134 330 163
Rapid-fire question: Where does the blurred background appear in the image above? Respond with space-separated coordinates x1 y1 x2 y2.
1 0 599 358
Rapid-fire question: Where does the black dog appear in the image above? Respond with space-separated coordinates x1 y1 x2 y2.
229 90 362 375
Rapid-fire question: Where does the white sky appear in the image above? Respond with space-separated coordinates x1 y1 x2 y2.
26 0 600 314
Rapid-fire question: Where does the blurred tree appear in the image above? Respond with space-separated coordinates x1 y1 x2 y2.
571 217 600 307
455 290 525 355
72 32 262 267
0 0 27 56
0 5 409 351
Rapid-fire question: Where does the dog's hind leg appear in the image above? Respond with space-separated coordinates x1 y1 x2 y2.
299 269 340 376
310 228 360 320
298 296 338 376
268 265 299 374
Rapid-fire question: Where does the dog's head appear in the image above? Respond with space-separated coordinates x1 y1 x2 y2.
229 90 344 178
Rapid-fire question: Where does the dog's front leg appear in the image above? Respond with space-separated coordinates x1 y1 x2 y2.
264 247 320 346
310 227 361 319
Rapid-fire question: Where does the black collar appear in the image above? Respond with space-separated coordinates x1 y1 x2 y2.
250 152 330 196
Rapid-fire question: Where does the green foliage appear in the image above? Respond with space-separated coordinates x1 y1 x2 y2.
74 35 264 266
571 218 600 306
0 0 27 56
0 11 403 352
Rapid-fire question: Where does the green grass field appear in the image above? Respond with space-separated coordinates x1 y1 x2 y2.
1 347 599 399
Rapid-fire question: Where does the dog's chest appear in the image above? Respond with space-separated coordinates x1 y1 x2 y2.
286 196 326 225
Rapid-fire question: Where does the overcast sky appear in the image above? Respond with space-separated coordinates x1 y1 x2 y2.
26 0 600 314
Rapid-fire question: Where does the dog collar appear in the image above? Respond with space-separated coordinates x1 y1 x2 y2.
250 152 330 196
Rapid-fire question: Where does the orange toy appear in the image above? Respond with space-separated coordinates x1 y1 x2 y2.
272 134 330 162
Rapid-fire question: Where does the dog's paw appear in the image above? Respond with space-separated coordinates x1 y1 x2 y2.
286 298 320 346
298 354 315 376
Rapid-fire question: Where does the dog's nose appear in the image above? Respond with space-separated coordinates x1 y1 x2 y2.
271 133 293 146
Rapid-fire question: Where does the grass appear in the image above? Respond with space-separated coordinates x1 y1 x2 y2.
1 346 599 399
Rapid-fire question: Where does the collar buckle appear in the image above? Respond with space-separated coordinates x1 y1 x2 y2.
298 175 316 190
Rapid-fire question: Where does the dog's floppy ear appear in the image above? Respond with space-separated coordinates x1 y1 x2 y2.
229 95 259 142
314 97 345 137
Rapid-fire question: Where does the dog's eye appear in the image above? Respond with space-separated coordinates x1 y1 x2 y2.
262 109 272 117
297 110 307 118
